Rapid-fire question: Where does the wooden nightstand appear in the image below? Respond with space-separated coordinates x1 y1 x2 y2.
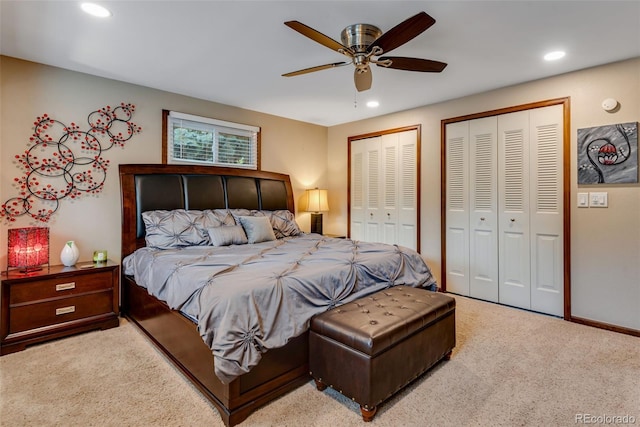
1 261 119 355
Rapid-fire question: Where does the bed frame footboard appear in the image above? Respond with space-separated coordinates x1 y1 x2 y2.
122 276 310 426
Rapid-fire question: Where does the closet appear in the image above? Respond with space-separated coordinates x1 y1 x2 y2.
349 127 419 251
444 103 566 317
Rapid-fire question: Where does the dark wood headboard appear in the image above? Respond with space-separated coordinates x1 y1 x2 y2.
119 164 295 259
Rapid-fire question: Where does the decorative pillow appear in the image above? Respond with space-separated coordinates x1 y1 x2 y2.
229 209 255 221
206 225 248 246
142 209 208 249
230 209 301 239
268 210 302 238
236 216 276 244
198 209 236 230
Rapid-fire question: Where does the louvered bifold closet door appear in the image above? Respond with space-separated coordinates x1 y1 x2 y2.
351 131 418 250
445 121 471 296
382 134 399 246
350 139 366 241
529 105 564 316
469 117 499 302
397 130 418 250
498 111 532 310
365 137 382 243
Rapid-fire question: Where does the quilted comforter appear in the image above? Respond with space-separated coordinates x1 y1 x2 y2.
123 234 436 383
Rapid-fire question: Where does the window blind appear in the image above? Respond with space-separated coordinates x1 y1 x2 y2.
167 111 259 169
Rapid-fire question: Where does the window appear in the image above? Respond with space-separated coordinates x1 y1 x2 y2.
163 110 260 169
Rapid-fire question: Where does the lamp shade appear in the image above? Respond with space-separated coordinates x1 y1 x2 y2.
306 188 329 212
7 227 49 272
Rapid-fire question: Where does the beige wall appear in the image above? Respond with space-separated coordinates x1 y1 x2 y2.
0 56 327 268
328 58 640 331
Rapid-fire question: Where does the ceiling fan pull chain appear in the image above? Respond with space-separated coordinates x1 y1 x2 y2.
354 90 358 109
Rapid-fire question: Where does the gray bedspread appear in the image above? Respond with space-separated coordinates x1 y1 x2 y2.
123 234 437 384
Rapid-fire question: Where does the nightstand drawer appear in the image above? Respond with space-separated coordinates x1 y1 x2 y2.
9 291 114 334
9 270 114 305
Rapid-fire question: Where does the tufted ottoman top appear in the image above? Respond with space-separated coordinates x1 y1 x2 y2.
310 286 456 356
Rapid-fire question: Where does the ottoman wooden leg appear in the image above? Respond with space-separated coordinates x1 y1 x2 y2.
360 405 377 422
443 350 453 360
314 379 327 391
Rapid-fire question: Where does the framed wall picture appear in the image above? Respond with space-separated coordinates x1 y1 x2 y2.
577 122 638 184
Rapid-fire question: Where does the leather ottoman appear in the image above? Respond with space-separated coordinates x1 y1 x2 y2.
309 286 456 421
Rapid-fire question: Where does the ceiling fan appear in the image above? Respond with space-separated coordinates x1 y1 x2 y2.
282 11 447 92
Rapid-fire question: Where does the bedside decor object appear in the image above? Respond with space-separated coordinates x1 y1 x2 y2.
93 250 108 263
60 241 80 267
305 188 329 234
0 102 142 223
7 227 50 273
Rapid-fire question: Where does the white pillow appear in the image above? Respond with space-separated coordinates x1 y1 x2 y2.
237 216 276 244
207 226 248 246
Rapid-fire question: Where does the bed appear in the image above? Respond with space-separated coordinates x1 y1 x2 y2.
119 164 436 426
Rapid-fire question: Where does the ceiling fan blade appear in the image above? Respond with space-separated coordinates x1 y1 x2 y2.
282 62 350 77
354 66 372 92
378 57 447 72
368 12 436 54
285 21 353 55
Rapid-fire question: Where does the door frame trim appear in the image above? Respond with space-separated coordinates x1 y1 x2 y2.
440 97 571 320
348 125 422 252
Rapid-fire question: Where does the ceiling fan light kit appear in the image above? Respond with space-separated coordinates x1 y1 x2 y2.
283 11 447 92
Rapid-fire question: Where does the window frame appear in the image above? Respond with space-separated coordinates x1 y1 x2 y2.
162 110 261 170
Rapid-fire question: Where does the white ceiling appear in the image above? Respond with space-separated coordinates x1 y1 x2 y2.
2 1 639 126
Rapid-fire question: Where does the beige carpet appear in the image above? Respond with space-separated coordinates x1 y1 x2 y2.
1 295 638 427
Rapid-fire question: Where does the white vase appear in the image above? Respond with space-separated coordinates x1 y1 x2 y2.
60 241 80 266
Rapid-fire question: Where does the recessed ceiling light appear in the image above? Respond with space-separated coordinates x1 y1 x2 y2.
81 3 112 18
366 101 380 108
544 51 566 61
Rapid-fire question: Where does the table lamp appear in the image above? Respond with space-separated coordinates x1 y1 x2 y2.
7 227 50 273
306 188 329 235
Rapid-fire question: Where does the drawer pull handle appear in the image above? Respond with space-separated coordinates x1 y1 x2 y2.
56 282 76 291
55 306 76 316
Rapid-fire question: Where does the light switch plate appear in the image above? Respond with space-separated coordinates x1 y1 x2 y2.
577 192 589 208
589 192 608 208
